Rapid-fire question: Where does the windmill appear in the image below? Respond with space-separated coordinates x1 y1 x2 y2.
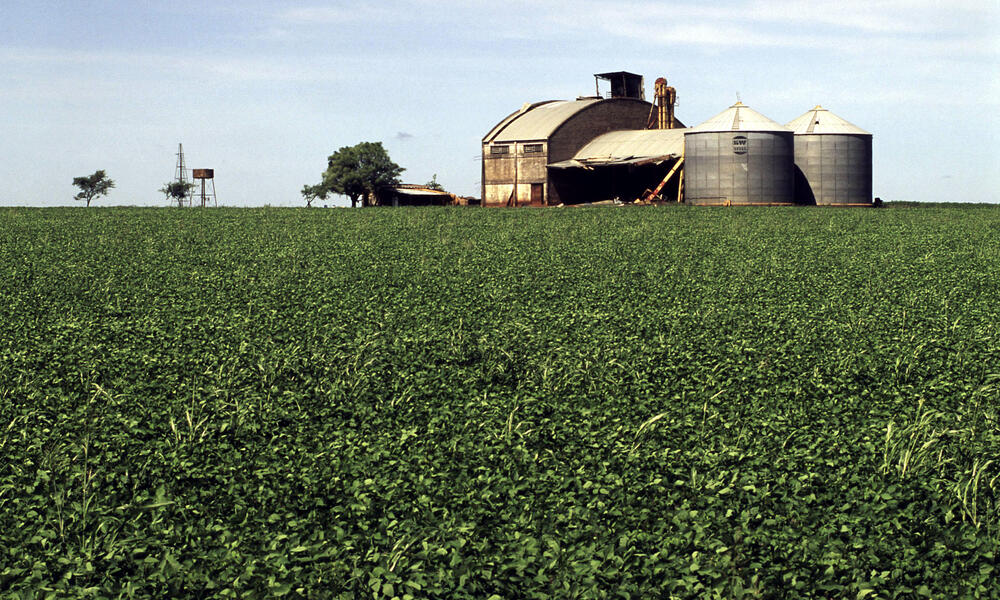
169 144 217 206
172 143 192 207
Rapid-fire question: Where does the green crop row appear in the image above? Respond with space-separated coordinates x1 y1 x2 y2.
0 205 998 599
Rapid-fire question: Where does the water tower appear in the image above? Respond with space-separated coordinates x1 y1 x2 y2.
192 169 217 207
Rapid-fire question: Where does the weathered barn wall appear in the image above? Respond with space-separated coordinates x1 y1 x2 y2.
482 141 548 206
482 98 651 206
546 99 651 205
482 144 515 205
546 100 651 163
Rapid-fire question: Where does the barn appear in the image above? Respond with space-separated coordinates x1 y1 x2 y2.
481 72 655 206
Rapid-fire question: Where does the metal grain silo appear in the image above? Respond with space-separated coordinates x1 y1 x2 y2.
684 102 794 205
787 106 872 206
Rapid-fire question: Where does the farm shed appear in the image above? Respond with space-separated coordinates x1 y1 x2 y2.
548 128 687 203
375 185 456 207
481 94 653 206
787 106 873 206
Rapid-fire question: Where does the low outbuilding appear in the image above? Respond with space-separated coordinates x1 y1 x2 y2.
375 185 456 207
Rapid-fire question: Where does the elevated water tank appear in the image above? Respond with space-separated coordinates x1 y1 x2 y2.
684 102 794 205
787 106 872 206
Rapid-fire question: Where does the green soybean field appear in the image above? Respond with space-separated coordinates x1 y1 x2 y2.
1 205 998 599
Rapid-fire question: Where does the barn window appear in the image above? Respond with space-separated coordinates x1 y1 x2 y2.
523 144 543 154
491 145 510 155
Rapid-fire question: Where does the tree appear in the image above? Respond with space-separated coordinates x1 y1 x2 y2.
72 170 115 207
301 183 328 208
160 181 195 207
316 142 403 208
425 174 444 191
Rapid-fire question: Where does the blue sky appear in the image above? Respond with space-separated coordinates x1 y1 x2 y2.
2 0 997 207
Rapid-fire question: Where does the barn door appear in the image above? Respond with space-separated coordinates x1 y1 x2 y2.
530 183 544 206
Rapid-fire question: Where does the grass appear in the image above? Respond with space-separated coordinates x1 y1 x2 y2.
0 204 998 598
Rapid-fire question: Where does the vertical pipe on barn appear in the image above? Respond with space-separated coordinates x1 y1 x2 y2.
654 78 678 129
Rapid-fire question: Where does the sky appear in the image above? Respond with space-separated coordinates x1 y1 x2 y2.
1 0 998 207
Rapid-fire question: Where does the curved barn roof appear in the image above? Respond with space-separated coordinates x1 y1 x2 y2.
786 105 870 135
549 128 687 169
483 99 603 143
688 102 790 133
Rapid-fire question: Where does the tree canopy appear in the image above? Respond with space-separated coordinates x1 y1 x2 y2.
300 183 328 208
159 181 195 207
72 170 115 207
312 142 404 208
425 174 444 191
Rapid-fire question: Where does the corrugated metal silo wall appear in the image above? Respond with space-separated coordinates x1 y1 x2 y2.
684 132 794 205
793 134 872 205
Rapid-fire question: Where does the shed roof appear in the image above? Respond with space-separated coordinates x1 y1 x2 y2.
786 105 870 135
549 128 687 169
594 70 644 80
387 186 453 197
484 99 602 143
688 102 790 133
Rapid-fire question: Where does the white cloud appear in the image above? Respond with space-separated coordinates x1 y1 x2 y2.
545 0 995 35
543 0 997 54
271 0 998 60
737 0 984 34
0 47 352 84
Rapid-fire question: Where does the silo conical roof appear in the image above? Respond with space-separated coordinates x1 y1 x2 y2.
786 105 870 135
688 102 790 133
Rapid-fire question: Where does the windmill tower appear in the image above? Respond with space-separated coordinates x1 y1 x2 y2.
173 143 191 207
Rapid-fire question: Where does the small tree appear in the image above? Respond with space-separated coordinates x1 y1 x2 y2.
425 174 444 191
317 142 403 207
301 183 328 208
160 181 195 207
72 170 115 207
